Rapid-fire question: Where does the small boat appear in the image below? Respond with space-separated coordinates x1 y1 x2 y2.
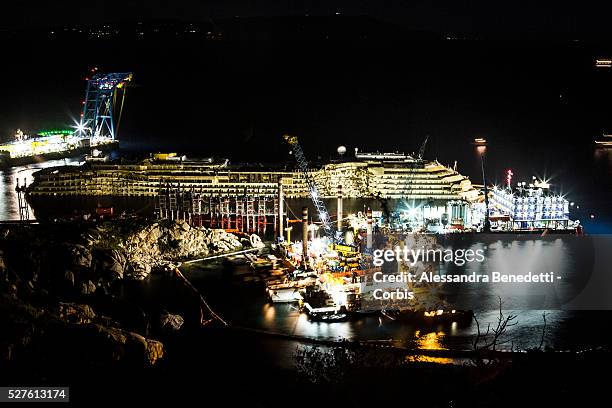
312 312 349 322
302 303 348 322
267 284 304 303
266 277 315 303
594 134 612 147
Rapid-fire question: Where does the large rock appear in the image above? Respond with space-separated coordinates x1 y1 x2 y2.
158 311 184 333
63 270 75 288
145 223 164 243
79 280 97 295
68 244 92 269
94 248 127 281
125 262 151 281
0 249 6 283
53 302 96 324
80 324 165 366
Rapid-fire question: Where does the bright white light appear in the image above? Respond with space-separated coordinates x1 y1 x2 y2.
73 121 86 134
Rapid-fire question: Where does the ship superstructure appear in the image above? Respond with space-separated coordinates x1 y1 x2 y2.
28 151 480 204
489 180 572 230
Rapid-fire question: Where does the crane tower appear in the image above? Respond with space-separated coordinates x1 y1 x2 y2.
76 70 133 144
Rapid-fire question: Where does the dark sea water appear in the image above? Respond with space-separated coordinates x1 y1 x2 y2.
180 243 612 354
0 157 81 221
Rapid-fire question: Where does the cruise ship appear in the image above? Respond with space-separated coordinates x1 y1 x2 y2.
28 151 479 200
26 150 482 227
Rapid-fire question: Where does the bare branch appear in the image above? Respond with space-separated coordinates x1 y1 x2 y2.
539 312 547 350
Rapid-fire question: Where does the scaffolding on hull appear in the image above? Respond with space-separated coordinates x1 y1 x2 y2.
155 183 284 234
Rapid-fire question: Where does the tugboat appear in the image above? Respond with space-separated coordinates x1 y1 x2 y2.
301 285 350 322
472 137 488 146
594 134 612 147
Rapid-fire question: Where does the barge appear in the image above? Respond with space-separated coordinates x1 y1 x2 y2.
0 129 118 168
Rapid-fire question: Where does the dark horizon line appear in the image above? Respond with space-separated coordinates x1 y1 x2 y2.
2 15 612 42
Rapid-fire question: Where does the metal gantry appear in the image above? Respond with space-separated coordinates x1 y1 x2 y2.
77 71 133 140
283 134 334 239
15 178 30 221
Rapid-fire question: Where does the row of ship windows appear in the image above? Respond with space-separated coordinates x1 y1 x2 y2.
48 181 456 190
31 185 462 199
36 180 454 191
321 174 452 180
39 175 460 186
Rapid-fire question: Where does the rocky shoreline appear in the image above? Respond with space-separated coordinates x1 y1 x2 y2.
0 219 248 369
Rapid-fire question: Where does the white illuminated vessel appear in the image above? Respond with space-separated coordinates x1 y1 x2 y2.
0 129 117 167
594 134 612 147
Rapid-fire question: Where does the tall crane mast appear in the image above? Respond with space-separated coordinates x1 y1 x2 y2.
76 71 133 142
283 134 334 239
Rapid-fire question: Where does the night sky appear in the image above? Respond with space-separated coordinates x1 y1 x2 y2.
2 0 612 39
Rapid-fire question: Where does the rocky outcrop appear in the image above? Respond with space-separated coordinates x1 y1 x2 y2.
121 221 243 280
0 219 243 370
34 220 245 284
0 295 165 367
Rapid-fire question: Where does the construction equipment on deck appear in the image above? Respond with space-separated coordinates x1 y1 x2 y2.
283 134 334 240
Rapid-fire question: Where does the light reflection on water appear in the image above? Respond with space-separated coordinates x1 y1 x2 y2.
0 158 81 221
247 302 578 351
415 330 446 350
594 148 612 176
184 235 612 352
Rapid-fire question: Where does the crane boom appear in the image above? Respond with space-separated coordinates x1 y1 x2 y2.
283 134 334 239
418 135 429 160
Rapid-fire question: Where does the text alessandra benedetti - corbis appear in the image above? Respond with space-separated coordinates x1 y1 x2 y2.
373 271 559 283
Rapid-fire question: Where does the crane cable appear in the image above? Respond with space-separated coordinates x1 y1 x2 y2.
114 87 128 137
283 198 300 221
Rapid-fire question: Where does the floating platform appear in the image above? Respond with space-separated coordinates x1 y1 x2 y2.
0 140 118 168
